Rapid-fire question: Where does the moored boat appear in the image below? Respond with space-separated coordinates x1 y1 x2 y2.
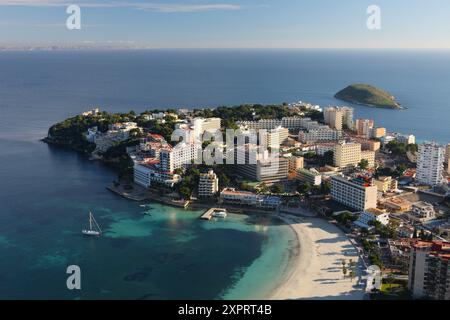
82 212 102 237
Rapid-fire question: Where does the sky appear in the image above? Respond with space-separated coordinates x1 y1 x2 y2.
0 0 450 48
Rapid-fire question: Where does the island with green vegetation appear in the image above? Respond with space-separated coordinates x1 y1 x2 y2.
335 84 403 109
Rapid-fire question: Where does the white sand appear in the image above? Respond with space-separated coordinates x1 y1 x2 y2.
270 214 365 300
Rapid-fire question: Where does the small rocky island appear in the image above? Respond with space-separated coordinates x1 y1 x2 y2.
335 84 403 109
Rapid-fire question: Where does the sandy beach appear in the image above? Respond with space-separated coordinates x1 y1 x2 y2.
270 214 365 300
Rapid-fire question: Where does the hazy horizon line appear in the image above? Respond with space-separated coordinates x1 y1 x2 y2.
1 46 450 51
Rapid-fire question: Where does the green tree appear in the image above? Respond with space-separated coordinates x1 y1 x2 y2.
272 184 285 194
349 270 355 282
369 252 383 269
174 168 184 175
241 182 252 191
321 181 331 194
386 141 407 156
297 182 312 195
406 143 418 153
259 182 269 193
179 186 192 200
342 260 348 278
129 128 143 138
323 150 334 166
358 159 369 170
303 151 316 159
336 211 356 226
376 166 394 178
394 163 408 177
311 185 321 194
218 173 230 188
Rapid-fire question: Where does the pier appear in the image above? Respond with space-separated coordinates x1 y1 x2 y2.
200 208 227 220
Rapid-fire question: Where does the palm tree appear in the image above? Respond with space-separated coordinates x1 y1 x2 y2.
349 270 355 282
342 260 348 278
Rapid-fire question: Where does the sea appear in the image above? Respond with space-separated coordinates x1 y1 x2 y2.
0 49 449 299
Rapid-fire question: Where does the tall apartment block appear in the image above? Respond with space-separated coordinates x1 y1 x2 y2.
288 156 304 173
341 107 354 130
260 126 289 148
333 141 376 171
193 117 221 140
355 119 374 138
324 106 354 130
333 142 362 170
324 107 344 130
134 142 201 188
234 145 288 184
198 170 219 198
408 240 450 300
416 142 445 186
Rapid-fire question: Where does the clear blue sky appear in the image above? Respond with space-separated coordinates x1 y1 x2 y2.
1 0 450 48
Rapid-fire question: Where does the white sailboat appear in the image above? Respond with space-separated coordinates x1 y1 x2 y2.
82 212 102 236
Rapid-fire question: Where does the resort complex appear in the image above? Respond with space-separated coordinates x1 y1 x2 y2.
45 102 450 301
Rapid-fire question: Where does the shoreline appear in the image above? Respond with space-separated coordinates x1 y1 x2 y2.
269 214 365 300
334 98 404 110
105 182 367 300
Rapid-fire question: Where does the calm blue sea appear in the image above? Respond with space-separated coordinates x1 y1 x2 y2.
0 49 449 299
1 49 449 143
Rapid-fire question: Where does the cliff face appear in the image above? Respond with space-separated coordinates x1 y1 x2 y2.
335 84 402 109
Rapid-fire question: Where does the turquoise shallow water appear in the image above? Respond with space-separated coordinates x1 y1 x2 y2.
0 140 297 299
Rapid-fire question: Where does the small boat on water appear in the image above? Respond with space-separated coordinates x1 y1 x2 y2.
212 210 227 218
82 212 102 237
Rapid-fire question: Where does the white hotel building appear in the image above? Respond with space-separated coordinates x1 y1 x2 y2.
331 176 378 211
198 170 219 198
416 142 445 186
134 162 178 188
237 117 328 131
160 143 201 173
298 127 341 143
134 142 201 188
408 241 450 300
354 208 390 229
219 188 281 209
260 126 289 148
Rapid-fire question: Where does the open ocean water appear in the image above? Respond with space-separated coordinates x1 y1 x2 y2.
0 49 449 299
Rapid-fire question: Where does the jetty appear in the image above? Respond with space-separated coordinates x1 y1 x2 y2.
200 208 227 220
